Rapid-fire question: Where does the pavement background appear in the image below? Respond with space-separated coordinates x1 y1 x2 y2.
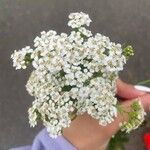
0 0 150 150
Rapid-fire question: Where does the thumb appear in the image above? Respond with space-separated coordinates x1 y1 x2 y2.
138 94 150 112
116 79 146 100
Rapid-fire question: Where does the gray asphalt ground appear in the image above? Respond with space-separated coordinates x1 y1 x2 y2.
0 0 150 149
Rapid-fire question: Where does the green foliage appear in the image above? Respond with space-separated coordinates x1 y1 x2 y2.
123 45 134 59
137 79 150 86
25 53 33 65
62 85 76 91
35 109 42 121
108 131 129 150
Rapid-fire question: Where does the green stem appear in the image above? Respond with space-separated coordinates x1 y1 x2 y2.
137 79 150 85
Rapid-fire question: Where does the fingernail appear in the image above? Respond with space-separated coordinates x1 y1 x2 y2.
134 85 150 93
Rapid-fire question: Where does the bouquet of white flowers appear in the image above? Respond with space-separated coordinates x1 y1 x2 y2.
11 12 145 138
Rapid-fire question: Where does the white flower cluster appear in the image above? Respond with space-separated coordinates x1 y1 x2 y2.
68 12 92 28
11 46 33 69
11 12 144 138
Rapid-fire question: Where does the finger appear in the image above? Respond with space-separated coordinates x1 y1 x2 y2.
138 94 150 112
116 79 146 100
121 94 150 112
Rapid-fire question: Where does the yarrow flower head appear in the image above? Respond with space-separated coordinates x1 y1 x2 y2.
11 46 33 69
11 12 145 138
68 12 92 28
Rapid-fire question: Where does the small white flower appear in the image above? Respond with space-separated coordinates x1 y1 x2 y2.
78 27 92 37
68 12 92 28
11 46 33 69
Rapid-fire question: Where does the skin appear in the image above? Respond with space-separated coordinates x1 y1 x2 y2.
63 79 150 150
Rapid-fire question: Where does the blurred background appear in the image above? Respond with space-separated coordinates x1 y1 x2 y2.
0 0 150 149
